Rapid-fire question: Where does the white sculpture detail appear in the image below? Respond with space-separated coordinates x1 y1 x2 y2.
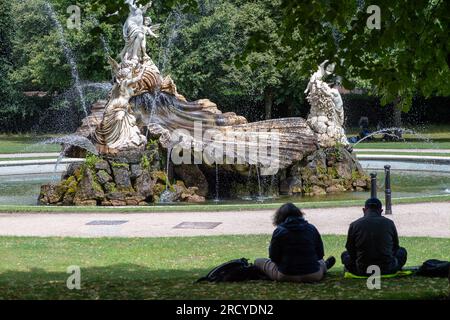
94 0 161 152
305 60 349 148
94 59 147 151
121 0 159 67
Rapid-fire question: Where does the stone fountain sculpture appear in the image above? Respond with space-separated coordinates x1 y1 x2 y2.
305 60 349 148
39 2 369 206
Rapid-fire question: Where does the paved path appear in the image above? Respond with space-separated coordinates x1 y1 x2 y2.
0 203 448 238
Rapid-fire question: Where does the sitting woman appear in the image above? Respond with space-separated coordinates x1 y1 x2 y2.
255 203 335 282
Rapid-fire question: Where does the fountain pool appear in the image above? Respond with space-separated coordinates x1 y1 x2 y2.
1 170 449 206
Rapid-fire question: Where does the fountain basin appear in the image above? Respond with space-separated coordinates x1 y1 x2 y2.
1 170 449 206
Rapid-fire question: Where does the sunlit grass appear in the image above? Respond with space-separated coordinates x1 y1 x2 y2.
0 134 63 154
0 235 448 300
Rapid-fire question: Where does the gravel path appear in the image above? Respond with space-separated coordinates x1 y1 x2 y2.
0 203 448 238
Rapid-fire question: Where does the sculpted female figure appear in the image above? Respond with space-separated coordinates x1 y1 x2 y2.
121 0 155 64
94 59 147 152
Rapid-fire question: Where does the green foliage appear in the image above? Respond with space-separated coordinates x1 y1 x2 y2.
146 138 159 150
111 162 129 169
3 0 449 133
166 0 308 117
0 0 21 129
247 0 450 111
9 0 117 91
140 154 150 170
84 153 101 169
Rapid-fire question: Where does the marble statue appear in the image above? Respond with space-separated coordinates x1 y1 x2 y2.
93 0 160 152
93 58 147 152
305 60 349 148
121 0 159 65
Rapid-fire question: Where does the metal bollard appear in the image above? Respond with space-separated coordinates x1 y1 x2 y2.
384 165 393 215
370 173 377 198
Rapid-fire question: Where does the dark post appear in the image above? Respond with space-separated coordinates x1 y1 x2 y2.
370 173 377 198
384 165 393 215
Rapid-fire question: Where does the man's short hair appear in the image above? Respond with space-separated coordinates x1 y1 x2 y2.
365 198 383 211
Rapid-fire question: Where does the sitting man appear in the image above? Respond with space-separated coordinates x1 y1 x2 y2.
341 198 407 275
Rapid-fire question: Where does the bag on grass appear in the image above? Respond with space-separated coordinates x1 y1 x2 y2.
196 258 268 283
416 259 450 278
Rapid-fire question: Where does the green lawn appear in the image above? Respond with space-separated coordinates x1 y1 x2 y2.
0 235 448 300
0 135 62 154
347 125 450 150
355 152 450 157
353 141 450 150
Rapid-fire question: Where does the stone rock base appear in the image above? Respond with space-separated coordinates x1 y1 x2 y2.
39 143 368 206
284 146 370 196
191 146 369 199
38 141 206 206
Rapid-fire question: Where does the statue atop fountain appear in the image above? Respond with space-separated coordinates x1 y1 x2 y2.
305 60 350 148
121 0 159 67
94 0 163 153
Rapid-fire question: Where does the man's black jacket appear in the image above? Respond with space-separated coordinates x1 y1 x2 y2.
345 210 400 273
269 216 324 275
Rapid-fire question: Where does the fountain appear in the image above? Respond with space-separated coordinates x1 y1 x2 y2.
38 1 370 206
44 1 88 117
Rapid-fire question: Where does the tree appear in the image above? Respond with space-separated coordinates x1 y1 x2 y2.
0 0 20 130
0 0 13 92
247 0 450 111
165 0 312 120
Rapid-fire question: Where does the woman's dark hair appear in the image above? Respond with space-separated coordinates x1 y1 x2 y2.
273 203 304 226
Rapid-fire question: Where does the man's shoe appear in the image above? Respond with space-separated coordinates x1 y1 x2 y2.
325 256 336 270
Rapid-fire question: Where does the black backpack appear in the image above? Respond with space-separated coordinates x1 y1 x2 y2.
416 259 450 278
196 258 268 283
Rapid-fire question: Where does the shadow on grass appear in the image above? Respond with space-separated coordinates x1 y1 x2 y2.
0 264 448 300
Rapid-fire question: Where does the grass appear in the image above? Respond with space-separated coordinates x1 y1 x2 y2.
355 152 450 157
1 195 450 214
0 235 448 300
0 134 62 154
353 141 450 150
347 125 450 150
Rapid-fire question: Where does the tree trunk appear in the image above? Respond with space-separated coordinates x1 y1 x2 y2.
392 99 402 128
264 88 273 120
286 97 295 117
